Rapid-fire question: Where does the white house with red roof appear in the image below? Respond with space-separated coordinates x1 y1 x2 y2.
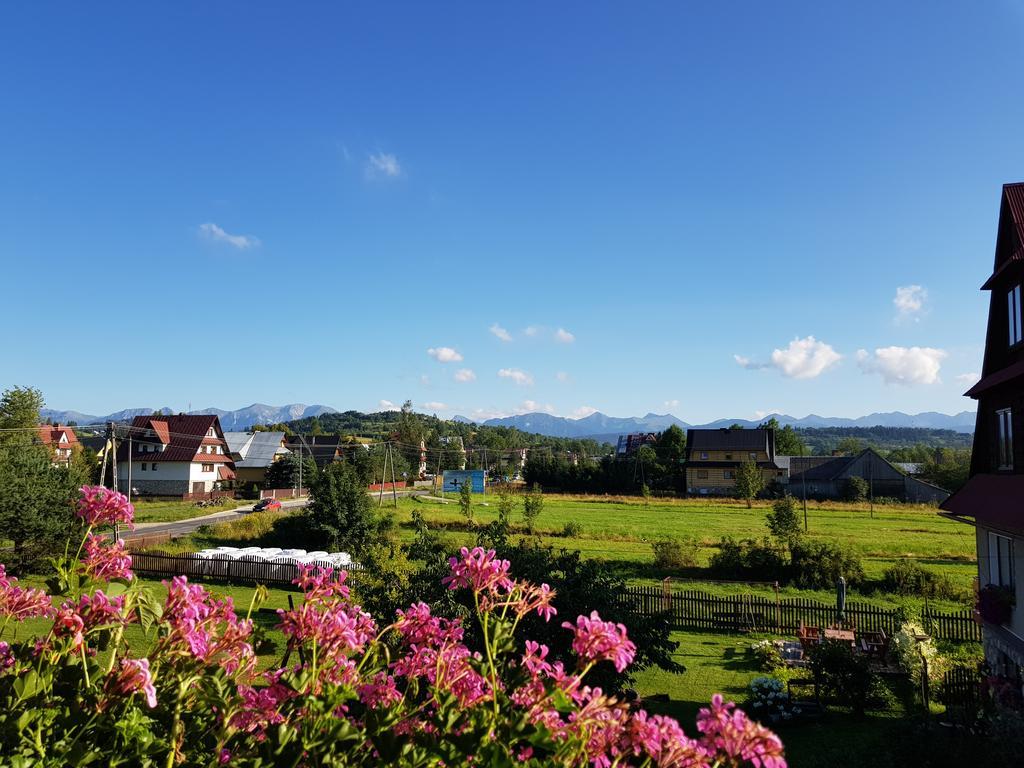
116 414 235 496
37 424 80 467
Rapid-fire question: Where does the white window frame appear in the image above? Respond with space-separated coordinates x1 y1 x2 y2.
988 532 1016 589
997 408 1014 470
141 462 147 471
1009 284 1022 346
700 452 709 460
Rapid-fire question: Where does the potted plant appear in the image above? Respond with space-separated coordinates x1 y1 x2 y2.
977 583 1016 625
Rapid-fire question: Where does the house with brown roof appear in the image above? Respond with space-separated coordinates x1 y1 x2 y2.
941 182 1024 682
116 414 235 496
685 428 785 495
37 424 80 467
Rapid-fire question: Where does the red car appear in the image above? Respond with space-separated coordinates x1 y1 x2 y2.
252 498 282 513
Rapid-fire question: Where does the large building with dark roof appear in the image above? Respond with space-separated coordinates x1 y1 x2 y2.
684 428 785 495
941 182 1024 679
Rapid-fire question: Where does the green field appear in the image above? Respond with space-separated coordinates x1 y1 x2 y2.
131 497 248 524
393 494 977 605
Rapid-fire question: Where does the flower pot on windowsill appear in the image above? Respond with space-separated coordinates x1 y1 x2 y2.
976 584 1016 625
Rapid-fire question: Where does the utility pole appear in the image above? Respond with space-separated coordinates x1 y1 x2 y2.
800 443 808 532
127 431 133 508
110 423 120 541
868 451 874 519
378 443 389 508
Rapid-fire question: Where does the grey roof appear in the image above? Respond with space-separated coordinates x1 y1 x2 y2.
225 431 290 468
687 428 774 455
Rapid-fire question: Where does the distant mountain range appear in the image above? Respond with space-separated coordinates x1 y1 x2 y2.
40 404 339 431
41 403 977 439
473 410 978 442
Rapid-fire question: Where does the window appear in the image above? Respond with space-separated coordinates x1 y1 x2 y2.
988 533 1015 589
202 463 214 473
141 463 147 471
724 470 735 480
997 408 1014 469
725 454 733 461
700 452 708 460
696 470 708 479
207 428 215 437
150 463 156 472
749 452 757 460
1009 285 1022 346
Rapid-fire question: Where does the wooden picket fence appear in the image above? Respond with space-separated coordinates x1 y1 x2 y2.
619 585 981 643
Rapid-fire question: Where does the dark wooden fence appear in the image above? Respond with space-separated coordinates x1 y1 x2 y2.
620 585 981 643
131 552 359 586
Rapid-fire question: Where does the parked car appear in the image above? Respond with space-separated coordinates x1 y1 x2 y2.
251 498 282 513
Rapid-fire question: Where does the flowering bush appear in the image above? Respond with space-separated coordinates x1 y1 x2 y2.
748 640 785 672
0 486 786 767
748 676 801 723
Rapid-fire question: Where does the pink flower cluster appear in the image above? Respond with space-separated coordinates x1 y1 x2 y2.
76 485 135 529
107 658 157 708
82 534 134 582
52 591 126 650
696 694 787 768
563 611 637 673
442 547 513 595
0 564 53 621
232 670 296 736
162 576 254 675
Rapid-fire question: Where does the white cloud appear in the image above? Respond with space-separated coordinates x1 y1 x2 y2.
955 371 981 386
489 323 513 342
454 368 476 383
554 328 575 343
556 371 571 383
366 151 401 179
856 346 947 385
523 326 540 337
894 285 927 321
498 368 534 386
378 400 400 411
427 346 463 363
735 336 842 379
571 406 598 418
421 401 448 411
664 399 680 409
198 222 260 250
518 400 555 414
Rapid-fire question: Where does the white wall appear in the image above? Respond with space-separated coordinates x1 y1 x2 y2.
189 460 220 490
117 461 191 482
976 525 1024 640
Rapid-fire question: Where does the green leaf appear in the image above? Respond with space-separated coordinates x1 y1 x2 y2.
13 670 41 701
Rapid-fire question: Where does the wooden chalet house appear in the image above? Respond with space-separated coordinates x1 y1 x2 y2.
116 414 235 497
684 428 785 495
941 183 1024 681
37 424 80 467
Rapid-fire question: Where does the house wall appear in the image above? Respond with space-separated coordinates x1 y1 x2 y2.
117 460 192 495
235 467 268 484
690 450 770 462
686 466 784 495
976 525 1024 672
189 461 220 491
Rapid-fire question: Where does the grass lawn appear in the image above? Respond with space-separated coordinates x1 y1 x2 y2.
132 497 249 524
393 494 976 609
633 630 915 768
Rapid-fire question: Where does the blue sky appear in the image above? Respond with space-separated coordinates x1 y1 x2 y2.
2 2 1023 423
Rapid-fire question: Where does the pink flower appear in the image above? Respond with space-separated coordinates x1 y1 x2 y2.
696 694 786 768
0 642 14 673
357 671 402 709
0 564 53 620
394 602 464 647
70 590 125 629
219 749 231 764
161 576 254 675
232 669 296 736
107 658 157 708
625 711 709 767
293 564 350 601
52 609 85 650
82 535 134 582
443 547 514 596
76 485 135 529
562 611 637 673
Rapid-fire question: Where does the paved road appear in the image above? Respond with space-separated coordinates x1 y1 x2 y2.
123 499 310 541
123 488 425 542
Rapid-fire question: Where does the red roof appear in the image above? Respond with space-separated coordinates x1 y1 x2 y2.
118 415 234 470
218 466 235 481
964 359 1024 398
940 473 1024 536
37 425 79 448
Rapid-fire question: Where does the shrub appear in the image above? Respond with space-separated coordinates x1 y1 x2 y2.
709 537 786 581
789 540 864 589
748 676 801 722
458 480 474 525
651 538 699 570
560 520 583 538
807 640 879 715
840 476 869 502
749 640 785 672
0 486 787 767
521 483 544 534
882 559 961 600
891 620 946 686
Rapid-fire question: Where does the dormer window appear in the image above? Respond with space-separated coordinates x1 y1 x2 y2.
997 407 1013 470
1009 285 1022 346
